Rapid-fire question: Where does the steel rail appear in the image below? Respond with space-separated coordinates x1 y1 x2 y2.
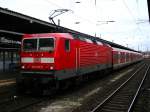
90 64 145 112
127 65 150 112
10 99 44 112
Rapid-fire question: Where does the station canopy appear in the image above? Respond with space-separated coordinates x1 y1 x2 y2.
0 7 140 52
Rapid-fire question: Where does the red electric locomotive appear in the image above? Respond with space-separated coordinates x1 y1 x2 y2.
18 33 142 93
18 33 112 93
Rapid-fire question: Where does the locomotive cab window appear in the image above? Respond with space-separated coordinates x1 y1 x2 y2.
65 39 70 51
23 38 54 51
39 38 54 51
23 39 37 51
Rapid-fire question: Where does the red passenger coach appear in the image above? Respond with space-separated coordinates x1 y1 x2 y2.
112 47 143 70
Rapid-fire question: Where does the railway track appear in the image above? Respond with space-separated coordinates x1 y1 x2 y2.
0 95 48 112
9 63 144 112
0 82 48 112
133 59 150 112
90 64 150 112
0 62 145 112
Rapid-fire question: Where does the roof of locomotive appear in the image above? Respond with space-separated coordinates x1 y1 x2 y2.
22 33 106 46
22 33 74 40
22 32 142 54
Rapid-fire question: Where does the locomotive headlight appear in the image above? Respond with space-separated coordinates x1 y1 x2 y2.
50 66 53 70
21 65 25 69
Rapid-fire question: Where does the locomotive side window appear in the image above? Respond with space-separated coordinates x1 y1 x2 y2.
39 38 54 51
23 39 37 51
65 39 70 51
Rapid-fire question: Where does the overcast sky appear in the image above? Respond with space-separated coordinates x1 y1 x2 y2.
0 0 150 51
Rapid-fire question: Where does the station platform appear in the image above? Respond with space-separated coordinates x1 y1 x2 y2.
0 71 18 87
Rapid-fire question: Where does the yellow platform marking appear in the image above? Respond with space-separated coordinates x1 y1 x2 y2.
0 78 16 87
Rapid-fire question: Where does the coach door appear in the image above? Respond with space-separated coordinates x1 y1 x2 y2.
118 52 121 64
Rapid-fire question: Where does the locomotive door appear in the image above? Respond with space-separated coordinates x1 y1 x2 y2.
64 39 71 68
75 41 80 73
75 47 80 72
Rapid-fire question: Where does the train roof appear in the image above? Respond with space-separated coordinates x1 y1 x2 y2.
70 32 141 53
23 32 141 54
0 7 141 54
112 47 142 55
23 33 74 40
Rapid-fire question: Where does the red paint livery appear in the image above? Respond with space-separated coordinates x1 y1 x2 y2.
18 33 143 93
20 33 114 79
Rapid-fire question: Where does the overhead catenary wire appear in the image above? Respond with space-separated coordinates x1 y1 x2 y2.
44 0 96 25
136 0 140 20
123 0 150 51
122 0 146 37
43 0 148 50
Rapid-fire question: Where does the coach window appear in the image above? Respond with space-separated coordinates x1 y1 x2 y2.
65 39 70 51
118 52 120 59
